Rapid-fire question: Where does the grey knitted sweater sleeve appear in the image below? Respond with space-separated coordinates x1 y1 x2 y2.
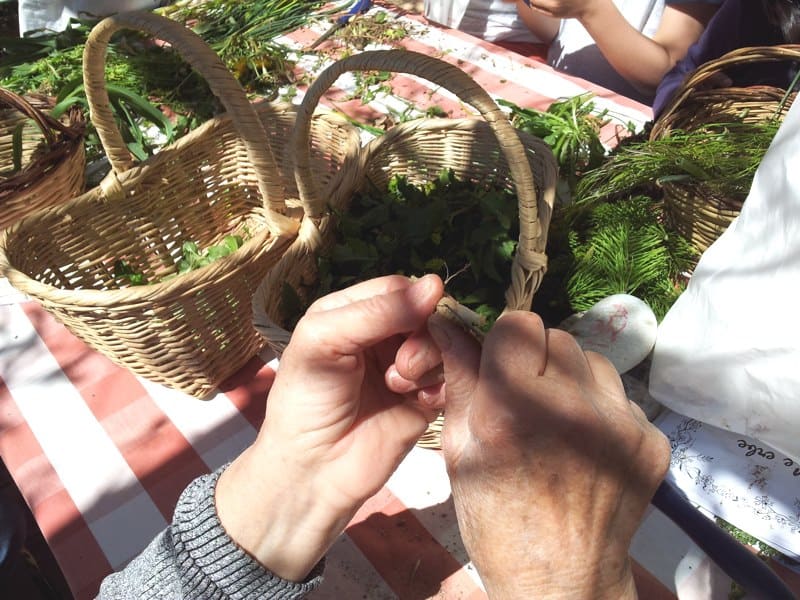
97 467 324 599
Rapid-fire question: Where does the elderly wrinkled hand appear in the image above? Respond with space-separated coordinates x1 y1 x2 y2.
428 310 671 599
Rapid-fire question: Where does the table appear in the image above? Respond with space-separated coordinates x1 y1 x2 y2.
273 3 652 141
0 298 686 600
1 4 795 600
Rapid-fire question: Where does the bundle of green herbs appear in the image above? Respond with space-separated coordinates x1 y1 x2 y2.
0 0 322 163
575 120 781 206
561 195 695 320
499 94 626 194
157 0 324 91
282 169 520 329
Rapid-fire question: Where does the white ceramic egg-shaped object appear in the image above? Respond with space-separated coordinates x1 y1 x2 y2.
563 294 658 374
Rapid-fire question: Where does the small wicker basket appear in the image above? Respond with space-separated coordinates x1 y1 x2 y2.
0 89 85 230
252 50 558 448
0 11 361 398
651 45 800 255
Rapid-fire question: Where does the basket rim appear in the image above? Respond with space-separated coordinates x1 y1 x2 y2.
652 44 800 140
0 92 85 194
0 222 291 308
0 99 366 308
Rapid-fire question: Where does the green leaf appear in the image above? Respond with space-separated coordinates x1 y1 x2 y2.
181 241 201 259
106 84 173 137
113 258 148 286
126 141 148 162
49 93 85 120
222 234 244 253
206 245 231 261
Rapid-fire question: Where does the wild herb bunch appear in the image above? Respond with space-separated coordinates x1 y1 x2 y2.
499 94 613 193
565 195 696 320
159 0 324 90
313 169 520 326
575 121 781 206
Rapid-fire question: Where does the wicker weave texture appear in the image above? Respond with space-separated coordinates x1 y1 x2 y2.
0 12 361 398
652 45 800 254
252 50 558 449
0 90 85 230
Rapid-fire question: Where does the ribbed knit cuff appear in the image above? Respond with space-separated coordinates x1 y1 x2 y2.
171 466 324 599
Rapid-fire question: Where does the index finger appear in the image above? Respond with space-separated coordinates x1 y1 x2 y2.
306 275 434 314
293 275 445 359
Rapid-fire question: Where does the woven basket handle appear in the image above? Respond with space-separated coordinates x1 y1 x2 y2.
292 49 547 311
83 11 291 228
0 88 80 146
655 44 800 137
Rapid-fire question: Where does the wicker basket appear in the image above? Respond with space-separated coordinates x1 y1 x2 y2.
651 45 800 255
0 11 361 398
252 50 558 448
0 89 85 230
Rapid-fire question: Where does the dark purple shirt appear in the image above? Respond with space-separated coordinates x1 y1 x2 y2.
652 0 792 117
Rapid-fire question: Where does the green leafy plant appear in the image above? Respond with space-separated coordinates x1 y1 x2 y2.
176 235 245 274
158 0 321 92
499 94 612 193
51 80 176 162
564 196 696 320
113 259 148 286
575 121 781 206
1 35 217 163
1 0 316 166
336 11 410 49
284 169 520 328
349 70 393 103
113 235 246 287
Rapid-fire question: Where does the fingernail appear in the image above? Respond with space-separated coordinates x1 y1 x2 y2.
386 364 402 385
409 274 434 302
420 383 445 408
427 313 452 352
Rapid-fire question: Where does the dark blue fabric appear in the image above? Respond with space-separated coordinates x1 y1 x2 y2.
653 0 793 117
0 487 27 581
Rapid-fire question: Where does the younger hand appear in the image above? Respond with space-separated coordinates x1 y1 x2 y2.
428 311 670 599
525 0 593 19
217 275 444 581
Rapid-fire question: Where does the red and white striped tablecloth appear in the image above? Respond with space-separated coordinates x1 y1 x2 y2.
0 297 703 600
272 3 653 140
1 7 759 600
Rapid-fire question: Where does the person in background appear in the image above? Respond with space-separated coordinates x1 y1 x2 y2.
17 1 166 36
424 0 550 58
509 0 722 104
97 274 670 599
652 0 800 117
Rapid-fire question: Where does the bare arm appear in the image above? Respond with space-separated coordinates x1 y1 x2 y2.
514 0 560 43
524 0 718 95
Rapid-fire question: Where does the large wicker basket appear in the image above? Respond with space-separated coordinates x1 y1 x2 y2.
651 45 800 255
0 11 361 398
0 89 85 230
252 50 558 448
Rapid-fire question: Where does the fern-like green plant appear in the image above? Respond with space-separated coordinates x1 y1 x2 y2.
575 121 780 206
566 196 696 320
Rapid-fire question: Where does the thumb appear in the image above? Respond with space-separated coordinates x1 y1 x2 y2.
426 313 481 425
